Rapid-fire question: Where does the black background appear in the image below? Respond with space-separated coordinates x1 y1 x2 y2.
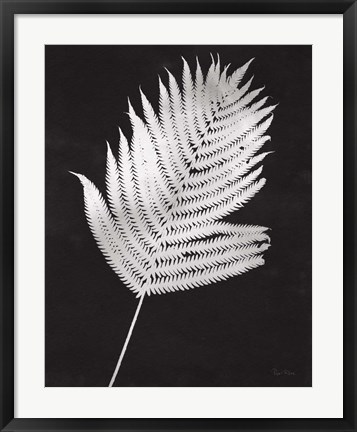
45 45 311 387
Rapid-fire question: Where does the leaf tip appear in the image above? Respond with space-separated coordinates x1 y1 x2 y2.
106 140 113 155
127 97 134 113
68 171 86 186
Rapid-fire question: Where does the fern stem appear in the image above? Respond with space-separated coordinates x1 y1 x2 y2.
108 293 145 387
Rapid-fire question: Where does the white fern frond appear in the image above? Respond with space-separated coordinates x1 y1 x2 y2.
70 55 276 386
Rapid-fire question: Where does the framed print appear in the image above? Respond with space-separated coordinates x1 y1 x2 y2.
1 1 356 431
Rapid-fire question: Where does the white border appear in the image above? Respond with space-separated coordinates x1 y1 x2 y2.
15 14 343 418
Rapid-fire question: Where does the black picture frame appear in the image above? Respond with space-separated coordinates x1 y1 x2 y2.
0 0 355 431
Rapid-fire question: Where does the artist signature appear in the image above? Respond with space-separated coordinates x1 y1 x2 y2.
271 368 296 376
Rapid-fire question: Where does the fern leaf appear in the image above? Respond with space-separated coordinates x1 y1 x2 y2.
72 55 275 296
71 57 275 295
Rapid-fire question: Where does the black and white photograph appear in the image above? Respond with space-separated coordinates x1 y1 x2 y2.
45 45 312 387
